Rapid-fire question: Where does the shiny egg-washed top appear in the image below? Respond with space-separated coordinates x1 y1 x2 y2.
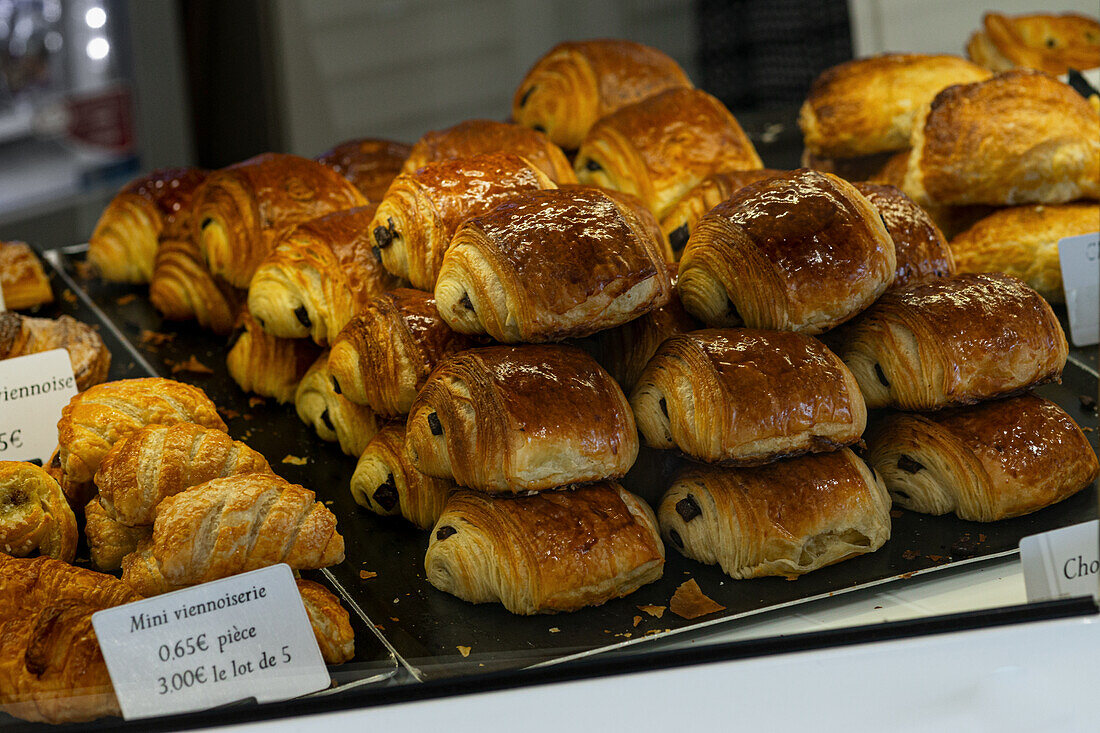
315 138 412 201
402 119 574 183
121 167 209 221
853 182 954 289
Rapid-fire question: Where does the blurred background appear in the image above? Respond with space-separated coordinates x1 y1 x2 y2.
0 0 1094 249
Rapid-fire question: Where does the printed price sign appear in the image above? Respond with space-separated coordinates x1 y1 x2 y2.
1058 232 1099 347
1020 520 1099 604
0 349 78 464
92 564 330 720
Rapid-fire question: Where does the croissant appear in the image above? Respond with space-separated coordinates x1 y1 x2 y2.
677 169 896 333
837 273 1067 410
852 182 955 290
512 39 693 150
328 288 477 417
950 203 1099 303
0 461 77 562
149 233 244 335
247 205 400 345
659 169 785 256
372 153 557 290
0 241 52 310
88 167 209 283
350 422 455 530
0 555 140 724
43 446 94 514
967 12 1100 75
295 579 355 664
195 152 366 288
57 377 226 484
407 345 638 493
295 351 380 456
868 393 1099 521
315 137 413 202
0 312 111 391
226 308 321 403
84 496 152 571
902 70 1100 207
436 187 672 342
658 449 891 579
402 119 576 184
574 88 762 219
425 482 664 614
95 422 271 526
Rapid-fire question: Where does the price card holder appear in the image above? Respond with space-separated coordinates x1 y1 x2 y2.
0 349 78 464
92 564 330 720
1057 231 1099 347
1020 520 1099 604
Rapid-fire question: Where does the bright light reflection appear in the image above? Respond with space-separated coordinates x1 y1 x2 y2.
86 36 110 60
85 7 107 29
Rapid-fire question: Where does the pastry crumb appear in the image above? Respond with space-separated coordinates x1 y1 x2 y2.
669 579 725 620
637 605 665 619
899 572 914 579
548 627 560 633
359 570 377 580
218 408 241 421
282 454 308 465
115 293 137 305
902 549 919 560
170 355 213 375
139 329 174 347
390 617 399 623
62 289 77 303
632 616 642 628
457 646 471 657
248 396 266 408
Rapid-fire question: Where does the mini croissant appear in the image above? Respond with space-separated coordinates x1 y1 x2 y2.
0 461 77 562
226 308 322 404
149 232 244 335
295 351 380 456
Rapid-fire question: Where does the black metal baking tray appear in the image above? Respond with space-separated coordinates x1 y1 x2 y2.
43 244 1100 680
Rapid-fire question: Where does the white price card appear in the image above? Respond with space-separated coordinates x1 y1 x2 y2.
0 349 77 464
1058 231 1099 347
1020 519 1099 604
92 564 330 720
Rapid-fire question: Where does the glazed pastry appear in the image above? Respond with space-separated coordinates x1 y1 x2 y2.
0 461 77 562
852 182 955 290
95 422 271 526
512 39 693 150
425 482 664 615
436 187 672 342
658 448 891 579
677 169 896 333
315 137 413 202
0 241 52 310
84 496 152 571
372 153 557 290
194 152 367 288
295 579 355 664
659 169 785 256
407 345 637 493
950 203 1099 303
868 393 1099 521
248 205 400 344
902 70 1100 206
0 313 111 391
295 351 380 456
57 377 226 484
328 288 474 418
350 423 455 530
226 308 321 403
0 555 140 724
575 88 762 219
88 167 208 283
149 233 244 335
967 12 1100 75
402 119 576 184
838 273 1067 410
801 150 908 184
799 54 990 159
866 150 912 189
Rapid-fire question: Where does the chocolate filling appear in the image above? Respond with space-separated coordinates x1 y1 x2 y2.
320 409 335 432
459 292 474 311
897 454 923 474
373 217 396 249
675 495 701 522
519 86 536 107
294 305 311 329
532 124 546 133
373 475 398 511
371 245 383 262
658 397 668 418
201 217 214 229
428 412 443 435
331 376 342 394
584 159 602 172
874 363 890 387
669 224 689 252
668 529 683 549
436 525 457 541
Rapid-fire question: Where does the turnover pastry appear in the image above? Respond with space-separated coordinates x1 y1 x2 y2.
659 169 785 256
950 203 1099 303
677 169 896 333
868 393 1099 521
0 312 111 391
436 187 672 342
658 448 891 579
149 231 244 335
248 205 400 345
902 70 1100 206
57 377 225 483
350 422 455 530
195 152 366 288
88 167 208 283
0 461 77 562
328 288 475 418
84 496 152 571
425 482 664 614
296 579 355 664
575 88 762 219
295 351 379 456
512 39 693 150
407 345 638 493
402 119 576 184
315 137 413 202
852 182 955 290
0 241 52 310
837 273 1067 410
372 153 557 290
967 12 1100 75
226 308 321 403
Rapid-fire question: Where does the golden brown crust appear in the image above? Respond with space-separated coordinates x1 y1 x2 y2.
407 345 638 493
512 39 693 150
869 394 1099 521
315 138 412 202
295 579 354 664
575 88 763 219
853 182 955 290
295 351 379 456
402 120 576 184
967 12 1100 75
226 308 322 404
84 496 152 571
0 461 77 562
425 482 664 614
149 234 244 335
837 273 1068 410
0 312 111 391
0 241 52 310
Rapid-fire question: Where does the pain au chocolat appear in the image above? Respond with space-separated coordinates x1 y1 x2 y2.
294 351 380 456
315 137 412 202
